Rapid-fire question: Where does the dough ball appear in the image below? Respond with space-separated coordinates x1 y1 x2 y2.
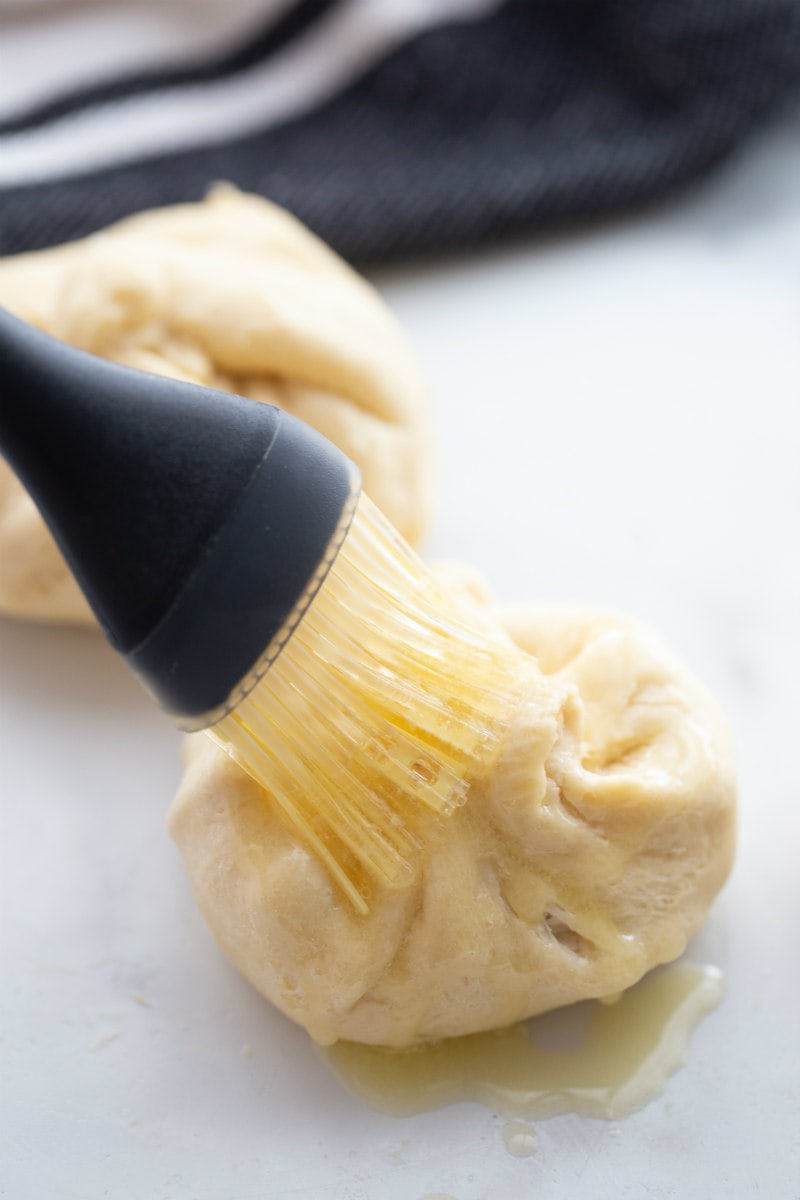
168 583 736 1047
0 186 432 624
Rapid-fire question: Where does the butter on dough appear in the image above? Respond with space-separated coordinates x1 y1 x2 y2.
0 186 432 624
168 584 736 1048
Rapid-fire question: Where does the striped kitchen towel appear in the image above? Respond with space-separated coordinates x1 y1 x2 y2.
1 0 799 262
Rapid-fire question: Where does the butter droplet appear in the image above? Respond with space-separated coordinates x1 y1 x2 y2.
503 1119 539 1157
89 1031 119 1052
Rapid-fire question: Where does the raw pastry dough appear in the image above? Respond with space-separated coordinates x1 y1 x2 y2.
0 186 432 624
169 581 736 1048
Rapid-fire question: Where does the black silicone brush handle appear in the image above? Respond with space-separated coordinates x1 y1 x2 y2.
0 306 358 725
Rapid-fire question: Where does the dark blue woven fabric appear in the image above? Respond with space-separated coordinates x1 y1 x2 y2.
1 0 799 262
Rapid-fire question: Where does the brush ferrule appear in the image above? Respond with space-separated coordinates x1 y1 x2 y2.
126 412 360 728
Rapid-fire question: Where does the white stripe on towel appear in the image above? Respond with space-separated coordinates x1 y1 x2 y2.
0 0 502 188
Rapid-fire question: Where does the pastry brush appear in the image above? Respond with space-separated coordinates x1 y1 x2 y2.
0 306 528 912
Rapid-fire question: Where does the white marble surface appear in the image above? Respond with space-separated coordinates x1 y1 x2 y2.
2 109 800 1198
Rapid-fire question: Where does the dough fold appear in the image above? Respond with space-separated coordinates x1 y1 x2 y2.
168 582 736 1048
0 186 432 624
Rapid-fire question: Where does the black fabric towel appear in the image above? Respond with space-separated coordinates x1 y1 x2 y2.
1 0 799 263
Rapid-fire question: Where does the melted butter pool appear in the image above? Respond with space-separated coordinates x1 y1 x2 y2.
320 963 723 1121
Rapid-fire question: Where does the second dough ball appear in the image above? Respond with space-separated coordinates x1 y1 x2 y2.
0 186 432 624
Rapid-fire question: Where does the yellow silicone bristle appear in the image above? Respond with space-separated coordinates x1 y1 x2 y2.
207 493 528 913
